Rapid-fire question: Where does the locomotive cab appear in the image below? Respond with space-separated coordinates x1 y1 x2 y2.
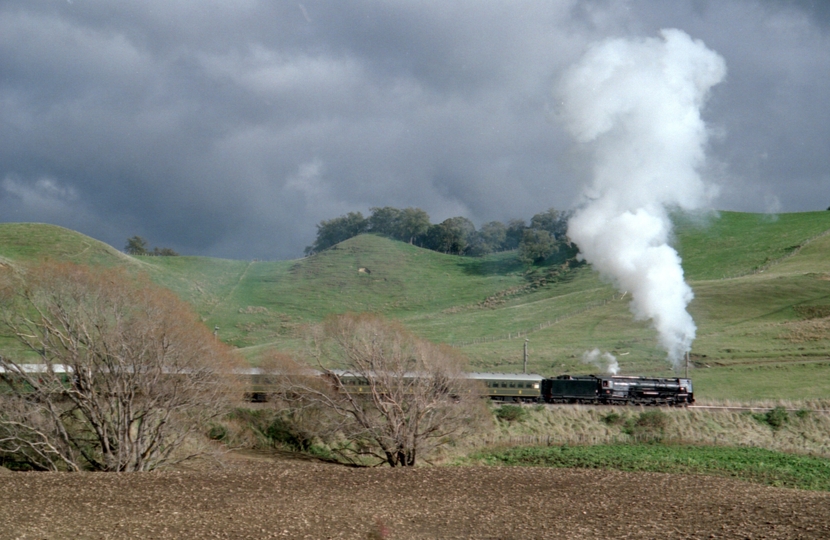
599 377 630 403
677 378 694 404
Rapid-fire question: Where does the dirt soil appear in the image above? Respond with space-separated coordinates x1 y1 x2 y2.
1 454 829 540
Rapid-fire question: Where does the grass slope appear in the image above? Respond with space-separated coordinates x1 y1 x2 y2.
2 211 830 401
673 210 830 280
195 235 531 351
0 223 135 267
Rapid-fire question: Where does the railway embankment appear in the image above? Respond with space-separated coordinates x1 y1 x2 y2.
457 402 830 459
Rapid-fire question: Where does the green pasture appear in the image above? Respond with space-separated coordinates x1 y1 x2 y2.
189 236 531 349
691 362 830 401
466 444 830 491
1 210 830 401
140 255 253 316
673 210 830 280
0 223 132 267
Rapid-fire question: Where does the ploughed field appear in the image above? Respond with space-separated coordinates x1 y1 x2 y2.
2 455 829 539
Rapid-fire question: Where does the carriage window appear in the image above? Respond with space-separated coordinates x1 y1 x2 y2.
509 382 515 388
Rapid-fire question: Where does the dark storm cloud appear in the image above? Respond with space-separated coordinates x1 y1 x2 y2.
1 0 828 259
627 0 830 213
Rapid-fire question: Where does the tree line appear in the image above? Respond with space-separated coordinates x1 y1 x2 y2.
305 206 571 265
124 236 179 256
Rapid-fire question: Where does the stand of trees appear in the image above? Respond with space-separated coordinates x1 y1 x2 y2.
265 314 488 467
0 262 240 471
304 206 571 265
125 236 179 256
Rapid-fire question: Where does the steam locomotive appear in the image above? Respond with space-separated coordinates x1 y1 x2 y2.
476 372 694 406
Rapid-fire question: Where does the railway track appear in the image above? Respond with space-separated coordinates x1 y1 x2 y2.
530 403 830 413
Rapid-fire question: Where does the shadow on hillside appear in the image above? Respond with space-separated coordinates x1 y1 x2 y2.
459 247 585 280
459 253 525 276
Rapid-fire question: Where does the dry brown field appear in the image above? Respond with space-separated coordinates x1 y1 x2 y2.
2 453 830 539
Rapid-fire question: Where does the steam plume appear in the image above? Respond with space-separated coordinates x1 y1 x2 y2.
582 349 619 375
558 29 726 369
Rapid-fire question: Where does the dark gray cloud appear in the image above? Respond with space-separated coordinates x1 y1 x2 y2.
1 0 828 259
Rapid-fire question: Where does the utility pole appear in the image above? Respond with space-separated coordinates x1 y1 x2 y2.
523 339 529 374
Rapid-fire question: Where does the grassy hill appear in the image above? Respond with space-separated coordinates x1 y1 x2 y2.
2 211 830 401
0 223 135 267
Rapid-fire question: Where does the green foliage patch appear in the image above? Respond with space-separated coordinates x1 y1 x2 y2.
468 444 830 491
495 405 528 423
601 412 625 426
622 410 669 441
228 408 314 452
752 406 790 430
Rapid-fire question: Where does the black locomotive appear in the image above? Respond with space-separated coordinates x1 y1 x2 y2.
544 374 694 406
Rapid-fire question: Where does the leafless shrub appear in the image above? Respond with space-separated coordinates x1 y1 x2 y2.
270 314 489 467
0 262 241 471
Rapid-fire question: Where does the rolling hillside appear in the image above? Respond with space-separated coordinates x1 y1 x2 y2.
0 223 135 267
2 211 830 400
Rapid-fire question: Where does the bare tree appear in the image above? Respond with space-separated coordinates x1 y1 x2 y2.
0 262 240 472
274 314 488 467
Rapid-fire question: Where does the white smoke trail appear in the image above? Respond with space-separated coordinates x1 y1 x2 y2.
558 29 726 369
582 349 619 375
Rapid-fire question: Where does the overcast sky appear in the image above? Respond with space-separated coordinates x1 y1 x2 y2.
1 0 828 260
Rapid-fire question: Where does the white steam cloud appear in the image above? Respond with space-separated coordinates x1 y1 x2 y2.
582 349 619 375
559 29 726 369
